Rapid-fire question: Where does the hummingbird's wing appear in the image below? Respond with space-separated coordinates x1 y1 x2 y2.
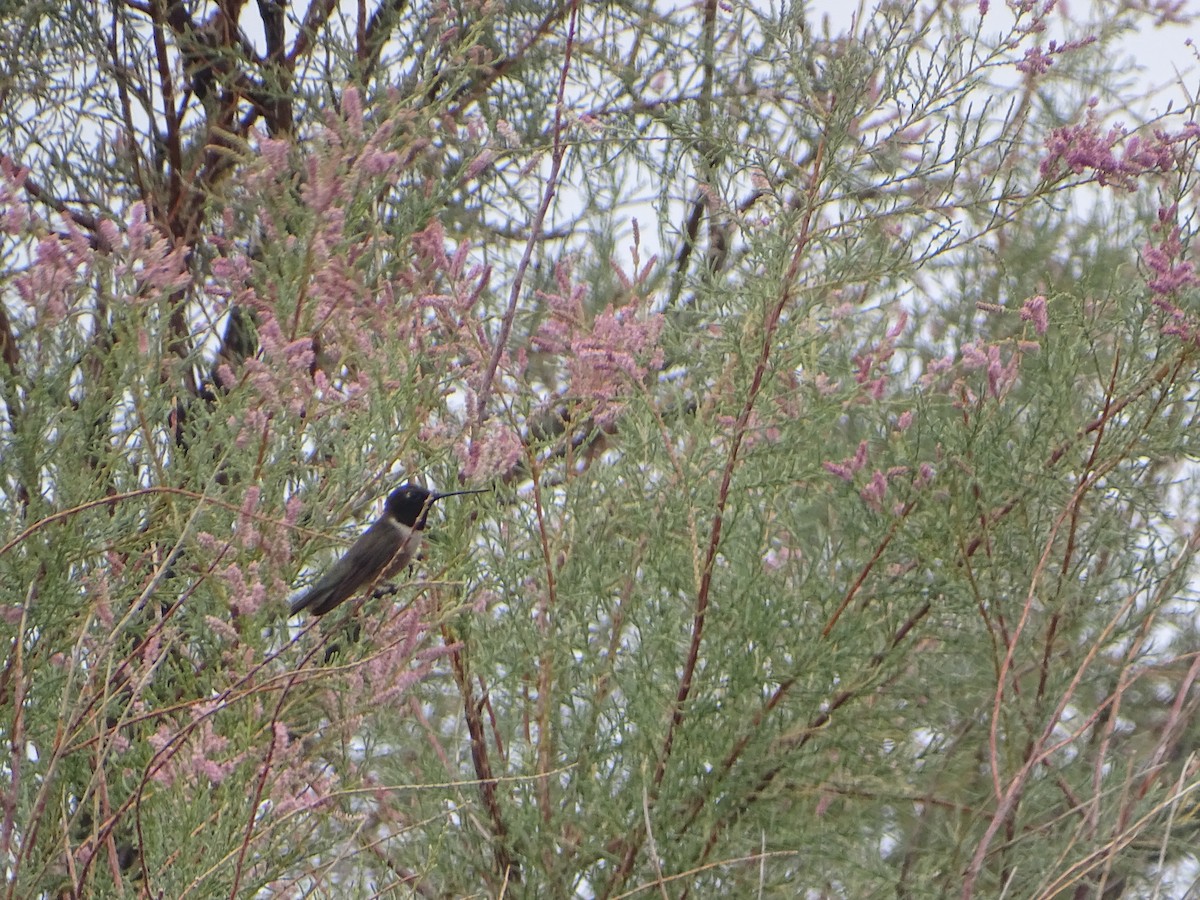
289 519 419 616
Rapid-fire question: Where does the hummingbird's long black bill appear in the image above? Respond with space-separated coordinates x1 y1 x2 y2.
431 488 491 501
417 487 490 523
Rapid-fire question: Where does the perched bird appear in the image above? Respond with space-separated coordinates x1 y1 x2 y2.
289 483 486 616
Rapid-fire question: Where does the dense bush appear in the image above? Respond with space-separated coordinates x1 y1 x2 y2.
2 1 1199 896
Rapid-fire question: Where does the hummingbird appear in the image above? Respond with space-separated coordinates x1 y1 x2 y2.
289 483 486 617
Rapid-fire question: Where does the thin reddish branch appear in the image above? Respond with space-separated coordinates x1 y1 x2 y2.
530 468 558 823
0 302 18 371
357 0 408 84
443 628 519 883
149 0 184 207
444 4 572 121
288 0 339 66
656 133 828 780
1036 351 1124 707
963 461 1143 897
473 0 580 426
960 353 1191 564
18 170 101 234
604 120 830 898
821 501 916 637
94 762 128 890
0 605 26 888
687 600 934 868
1132 651 1200 801
229 695 285 897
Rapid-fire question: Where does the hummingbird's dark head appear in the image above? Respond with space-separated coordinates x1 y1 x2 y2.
385 484 436 529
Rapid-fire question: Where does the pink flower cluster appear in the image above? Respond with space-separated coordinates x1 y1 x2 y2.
1016 38 1097 78
531 260 665 427
1143 207 1200 342
1041 109 1197 191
